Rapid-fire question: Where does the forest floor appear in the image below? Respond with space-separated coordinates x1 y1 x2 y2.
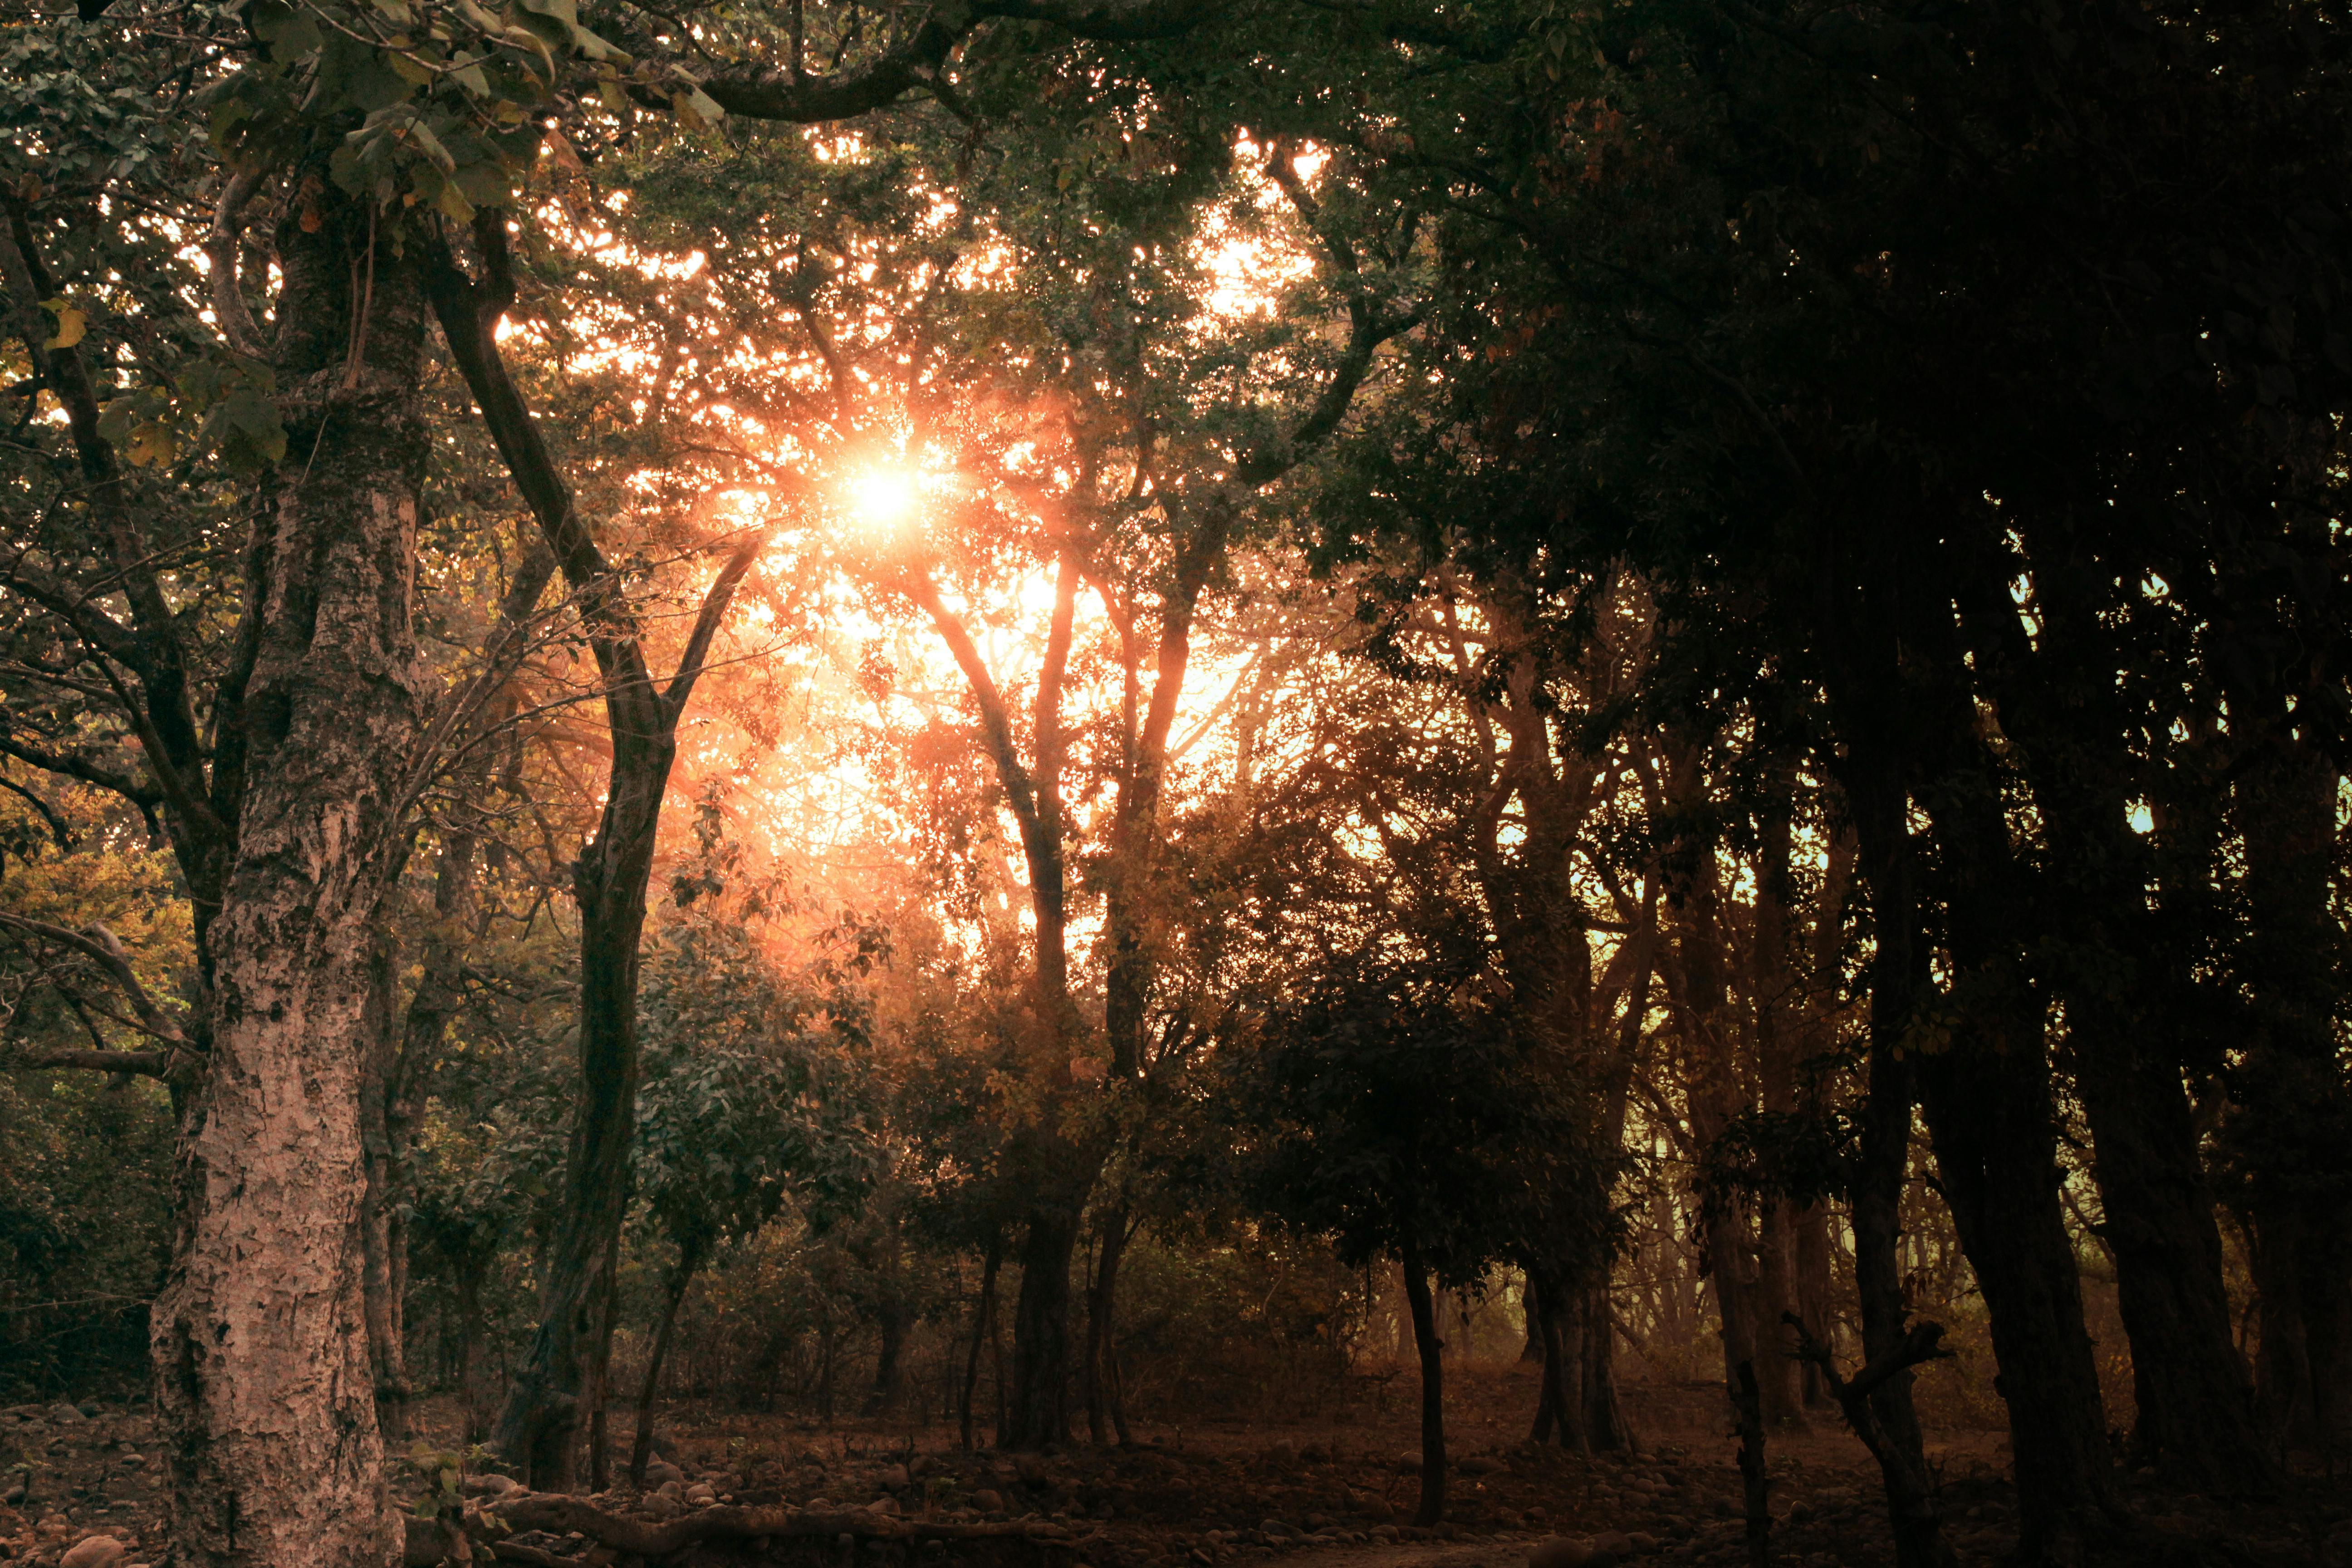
1 1364 2346 1567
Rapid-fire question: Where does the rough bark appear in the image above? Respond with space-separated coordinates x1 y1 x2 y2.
358 931 412 1442
146 180 431 1568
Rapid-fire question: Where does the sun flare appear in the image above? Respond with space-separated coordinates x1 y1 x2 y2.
849 468 917 529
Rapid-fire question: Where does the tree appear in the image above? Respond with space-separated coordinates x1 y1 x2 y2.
1241 930 1609 1527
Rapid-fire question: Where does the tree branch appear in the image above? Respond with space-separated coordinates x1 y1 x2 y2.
661 533 765 720
901 567 1046 843
203 166 269 360
0 775 74 849
0 913 187 1048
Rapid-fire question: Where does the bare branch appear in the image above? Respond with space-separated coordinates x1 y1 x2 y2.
0 912 186 1045
203 166 269 359
661 532 765 719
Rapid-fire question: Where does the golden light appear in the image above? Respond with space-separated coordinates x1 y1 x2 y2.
849 468 918 529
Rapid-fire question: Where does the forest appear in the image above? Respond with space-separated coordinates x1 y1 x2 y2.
0 0 2348 1565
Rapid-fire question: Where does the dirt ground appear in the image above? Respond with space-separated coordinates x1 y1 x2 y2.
2 1364 2347 1566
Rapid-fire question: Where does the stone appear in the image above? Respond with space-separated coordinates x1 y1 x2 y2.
116 1456 145 1471
1529 1536 1613 1568
48 1406 87 1426
61 1537 127 1568
644 1461 685 1487
641 1494 683 1523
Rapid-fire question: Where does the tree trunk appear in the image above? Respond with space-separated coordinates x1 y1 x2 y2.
1917 765 2119 1557
1750 790 1808 1431
629 1267 693 1485
2231 741 2350 1462
149 181 429 1568
1950 565 2275 1495
1083 1208 1132 1447
1917 1036 2117 1555
1730 1361 1772 1568
867 1304 911 1418
1790 1206 1836 1410
1577 1280 1633 1452
427 221 759 1492
2302 1230 2352 1460
961 1241 1002 1452
359 929 412 1444
1004 1205 1083 1449
1401 1249 1446 1528
1524 1269 1584 1454
2073 1041 2271 1490
1845 786 1956 1568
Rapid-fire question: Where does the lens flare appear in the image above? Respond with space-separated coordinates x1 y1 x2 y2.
850 469 916 528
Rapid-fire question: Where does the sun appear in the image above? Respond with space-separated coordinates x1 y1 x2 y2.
849 468 917 529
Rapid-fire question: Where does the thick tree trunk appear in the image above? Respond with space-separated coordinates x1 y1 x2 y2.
358 932 412 1442
1004 1204 1083 1449
1577 1280 1632 1452
1400 1250 1446 1527
2303 1230 2352 1459
1919 770 2118 1557
150 183 428 1568
1950 565 2275 1495
2073 1041 2271 1490
2232 742 2351 1462
1083 1208 1132 1447
1524 1269 1586 1454
1917 1037 2117 1556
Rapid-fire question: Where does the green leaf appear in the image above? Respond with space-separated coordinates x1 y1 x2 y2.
384 49 437 88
